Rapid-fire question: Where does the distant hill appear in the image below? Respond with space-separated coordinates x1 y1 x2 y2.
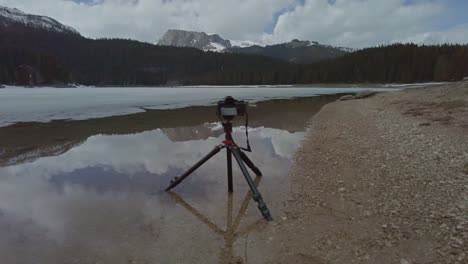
227 39 352 64
157 29 352 64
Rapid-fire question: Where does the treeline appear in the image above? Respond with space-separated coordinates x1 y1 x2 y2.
302 44 468 83
227 40 348 64
196 44 468 85
1 23 467 86
0 24 287 85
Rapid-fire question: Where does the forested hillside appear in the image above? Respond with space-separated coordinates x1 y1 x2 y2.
301 44 468 84
1 22 467 86
189 44 468 85
227 39 349 64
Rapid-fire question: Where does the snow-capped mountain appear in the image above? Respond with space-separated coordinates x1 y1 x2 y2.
157 29 353 63
284 39 355 53
0 5 79 35
158 29 265 51
158 29 232 52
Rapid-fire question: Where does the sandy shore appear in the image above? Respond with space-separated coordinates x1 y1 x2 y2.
264 82 468 264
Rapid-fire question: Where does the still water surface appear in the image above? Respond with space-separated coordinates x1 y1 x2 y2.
0 95 340 263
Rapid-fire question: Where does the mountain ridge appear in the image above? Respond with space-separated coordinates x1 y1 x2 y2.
0 5 79 35
157 29 353 64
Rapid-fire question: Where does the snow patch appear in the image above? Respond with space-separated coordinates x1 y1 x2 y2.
231 40 265 48
338 47 355 52
206 42 226 52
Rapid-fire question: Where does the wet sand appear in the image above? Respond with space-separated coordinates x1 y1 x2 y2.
265 82 468 263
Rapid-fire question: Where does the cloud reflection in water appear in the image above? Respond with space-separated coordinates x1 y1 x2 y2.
0 123 305 263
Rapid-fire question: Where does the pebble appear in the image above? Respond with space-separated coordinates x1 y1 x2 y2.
281 216 288 221
400 258 410 264
286 84 468 263
452 237 464 245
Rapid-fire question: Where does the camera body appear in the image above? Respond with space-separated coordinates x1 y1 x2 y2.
217 96 247 120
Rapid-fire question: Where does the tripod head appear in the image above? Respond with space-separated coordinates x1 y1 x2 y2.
216 96 251 151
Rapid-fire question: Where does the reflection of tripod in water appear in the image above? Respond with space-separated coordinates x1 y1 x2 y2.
165 121 273 221
168 176 264 263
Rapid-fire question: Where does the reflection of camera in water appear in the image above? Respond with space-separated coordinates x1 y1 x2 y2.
217 96 248 121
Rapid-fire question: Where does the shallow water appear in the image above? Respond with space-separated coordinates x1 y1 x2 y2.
0 95 338 263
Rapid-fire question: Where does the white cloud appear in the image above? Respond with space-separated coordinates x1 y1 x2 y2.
261 0 446 47
0 0 467 47
396 23 468 45
0 0 292 42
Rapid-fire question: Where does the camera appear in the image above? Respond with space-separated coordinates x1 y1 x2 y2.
217 96 247 120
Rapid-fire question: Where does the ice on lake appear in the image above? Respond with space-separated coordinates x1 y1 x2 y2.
0 86 398 127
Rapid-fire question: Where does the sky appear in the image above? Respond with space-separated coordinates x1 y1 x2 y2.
1 0 467 48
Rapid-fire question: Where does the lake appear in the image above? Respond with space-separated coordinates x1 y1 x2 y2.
0 87 398 127
0 87 396 263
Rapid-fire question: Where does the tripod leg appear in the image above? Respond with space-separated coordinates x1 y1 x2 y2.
231 148 273 221
165 145 223 191
239 150 262 176
227 149 233 193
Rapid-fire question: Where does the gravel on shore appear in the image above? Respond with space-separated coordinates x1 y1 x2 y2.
264 82 468 264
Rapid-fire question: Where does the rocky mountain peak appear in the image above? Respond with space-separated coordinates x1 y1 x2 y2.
158 29 232 52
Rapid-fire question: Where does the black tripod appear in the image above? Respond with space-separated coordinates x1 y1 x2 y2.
165 121 273 221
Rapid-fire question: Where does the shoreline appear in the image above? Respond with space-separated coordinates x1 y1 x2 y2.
0 82 447 89
261 81 468 263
